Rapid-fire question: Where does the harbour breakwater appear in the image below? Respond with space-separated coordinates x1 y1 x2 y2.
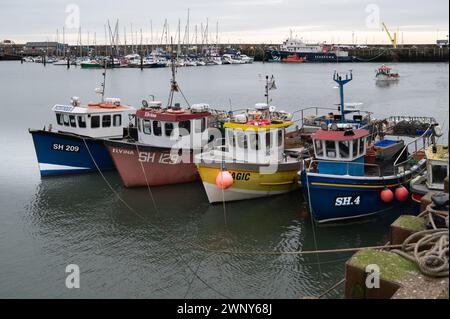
2 44 448 63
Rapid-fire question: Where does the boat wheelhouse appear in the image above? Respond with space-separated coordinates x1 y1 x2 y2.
29 97 135 176
196 102 306 203
105 101 212 187
299 71 427 223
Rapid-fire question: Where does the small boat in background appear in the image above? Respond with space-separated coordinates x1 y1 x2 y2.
375 65 400 81
282 55 306 63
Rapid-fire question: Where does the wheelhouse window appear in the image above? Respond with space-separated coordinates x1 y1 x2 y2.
236 131 247 149
153 121 162 136
143 120 151 135
278 130 283 147
165 122 174 137
201 118 206 132
228 132 235 147
77 116 86 128
102 115 111 127
249 133 260 150
63 114 70 126
179 121 191 136
266 132 272 149
69 115 77 128
352 139 358 157
91 116 100 128
113 114 122 127
359 138 365 155
56 113 63 125
431 165 448 185
315 140 324 157
325 141 337 158
338 141 350 159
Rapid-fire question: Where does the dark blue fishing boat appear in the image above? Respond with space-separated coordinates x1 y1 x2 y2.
29 68 135 176
29 98 135 176
300 71 429 223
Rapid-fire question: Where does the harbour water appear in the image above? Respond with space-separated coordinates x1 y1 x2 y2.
0 61 448 298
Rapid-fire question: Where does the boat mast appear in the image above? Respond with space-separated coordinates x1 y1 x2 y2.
333 70 353 123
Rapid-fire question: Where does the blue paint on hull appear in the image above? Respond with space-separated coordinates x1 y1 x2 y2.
29 130 115 176
300 169 423 223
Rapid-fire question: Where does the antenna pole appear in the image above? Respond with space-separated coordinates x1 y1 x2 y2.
333 70 353 123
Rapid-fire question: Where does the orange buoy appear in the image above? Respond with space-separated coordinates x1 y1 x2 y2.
216 171 234 190
395 186 409 202
380 188 394 203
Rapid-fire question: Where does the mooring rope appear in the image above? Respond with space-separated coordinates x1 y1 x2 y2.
392 204 449 278
82 138 232 299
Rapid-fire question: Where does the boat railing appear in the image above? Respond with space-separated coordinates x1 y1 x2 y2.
292 106 336 128
292 106 372 130
393 125 432 173
307 159 383 177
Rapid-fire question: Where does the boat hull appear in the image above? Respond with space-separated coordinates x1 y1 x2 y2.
265 49 356 63
300 159 426 223
105 141 200 187
29 130 115 176
197 162 302 203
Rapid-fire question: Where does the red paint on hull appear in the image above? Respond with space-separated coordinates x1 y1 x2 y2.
106 144 199 188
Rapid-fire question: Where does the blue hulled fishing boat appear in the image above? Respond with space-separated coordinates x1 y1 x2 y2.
300 71 430 223
29 69 135 176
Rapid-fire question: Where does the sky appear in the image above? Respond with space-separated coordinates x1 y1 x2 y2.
0 0 448 44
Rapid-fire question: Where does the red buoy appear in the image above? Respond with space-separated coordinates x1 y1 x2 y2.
216 171 234 190
395 186 409 202
380 188 394 203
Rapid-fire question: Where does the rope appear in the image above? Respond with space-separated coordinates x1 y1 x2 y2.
392 204 449 278
317 278 345 299
82 138 231 299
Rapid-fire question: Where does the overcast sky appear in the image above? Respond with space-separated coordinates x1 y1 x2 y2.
1 0 448 44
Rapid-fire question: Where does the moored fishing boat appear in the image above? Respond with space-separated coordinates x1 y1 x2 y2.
29 68 135 176
300 71 429 223
104 59 226 187
410 131 448 203
196 76 307 203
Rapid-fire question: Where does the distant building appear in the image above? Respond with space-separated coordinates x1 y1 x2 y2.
24 42 67 55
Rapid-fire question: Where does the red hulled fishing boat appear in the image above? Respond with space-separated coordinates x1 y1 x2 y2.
105 101 211 187
104 59 220 187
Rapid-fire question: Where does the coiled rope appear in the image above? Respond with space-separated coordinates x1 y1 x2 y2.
392 204 449 278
